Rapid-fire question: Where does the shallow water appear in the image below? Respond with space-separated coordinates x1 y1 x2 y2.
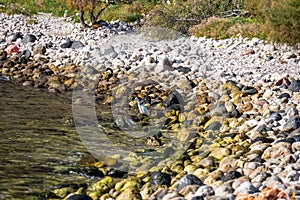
0 80 102 199
0 80 186 199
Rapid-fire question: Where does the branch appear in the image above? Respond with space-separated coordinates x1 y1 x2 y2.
94 2 110 22
175 18 200 23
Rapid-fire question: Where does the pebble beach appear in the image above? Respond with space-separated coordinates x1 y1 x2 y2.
1 12 300 200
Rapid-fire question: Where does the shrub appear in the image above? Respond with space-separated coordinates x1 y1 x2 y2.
264 0 300 45
100 1 148 22
146 0 244 34
189 16 263 39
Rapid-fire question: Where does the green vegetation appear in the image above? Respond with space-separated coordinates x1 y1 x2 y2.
0 0 299 45
0 0 69 16
147 0 244 34
188 0 299 45
189 16 266 40
100 1 150 22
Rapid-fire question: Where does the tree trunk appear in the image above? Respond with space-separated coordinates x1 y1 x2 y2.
80 9 90 28
89 11 97 25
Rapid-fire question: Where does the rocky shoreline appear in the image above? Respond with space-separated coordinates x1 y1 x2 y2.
1 12 300 200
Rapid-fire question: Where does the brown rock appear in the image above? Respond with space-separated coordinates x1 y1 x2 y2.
274 77 291 87
116 188 142 200
242 49 255 56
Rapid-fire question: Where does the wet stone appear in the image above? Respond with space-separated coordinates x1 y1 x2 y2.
176 174 203 192
149 172 171 187
107 169 127 178
66 194 93 200
73 166 104 178
205 121 222 131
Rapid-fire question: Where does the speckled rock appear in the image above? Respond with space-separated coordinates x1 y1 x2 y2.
176 174 203 192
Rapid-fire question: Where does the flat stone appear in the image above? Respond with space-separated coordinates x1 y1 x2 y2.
71 41 84 49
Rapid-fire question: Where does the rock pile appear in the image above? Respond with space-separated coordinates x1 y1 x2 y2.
1 12 300 200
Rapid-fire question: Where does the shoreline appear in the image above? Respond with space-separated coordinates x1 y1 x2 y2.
1 12 300 200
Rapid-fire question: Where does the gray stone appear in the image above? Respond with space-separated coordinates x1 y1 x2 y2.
194 185 215 197
268 112 282 121
60 40 73 48
214 182 234 195
11 32 22 42
234 181 258 195
71 41 84 49
283 117 300 132
22 34 37 43
242 86 258 95
149 172 171 187
176 174 203 192
205 121 222 131
66 194 92 200
155 55 173 73
33 44 46 55
288 80 300 92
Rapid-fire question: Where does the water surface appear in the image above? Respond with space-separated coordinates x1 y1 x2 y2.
0 80 98 199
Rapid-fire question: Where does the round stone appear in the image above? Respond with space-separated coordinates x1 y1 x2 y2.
176 174 203 192
288 80 300 92
149 172 171 186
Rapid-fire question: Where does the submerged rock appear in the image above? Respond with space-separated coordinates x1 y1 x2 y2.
66 194 93 200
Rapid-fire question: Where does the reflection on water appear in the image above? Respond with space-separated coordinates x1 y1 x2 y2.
0 80 97 199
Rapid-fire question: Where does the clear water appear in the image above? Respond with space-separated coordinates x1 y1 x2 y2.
0 80 97 199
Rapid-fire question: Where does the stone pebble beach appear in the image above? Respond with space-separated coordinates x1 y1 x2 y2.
1 12 300 200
